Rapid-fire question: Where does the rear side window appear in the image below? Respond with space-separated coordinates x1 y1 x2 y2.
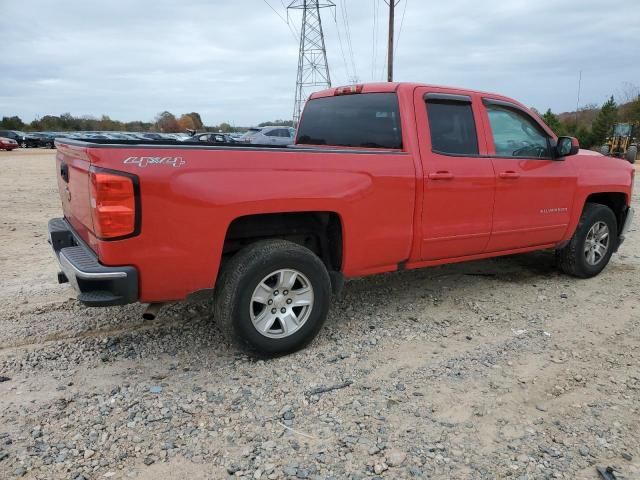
297 93 402 149
426 101 478 155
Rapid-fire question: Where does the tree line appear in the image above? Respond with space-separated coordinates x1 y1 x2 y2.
0 111 294 134
540 94 640 148
2 94 638 146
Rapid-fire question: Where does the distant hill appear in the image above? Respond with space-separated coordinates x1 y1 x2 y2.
557 99 638 129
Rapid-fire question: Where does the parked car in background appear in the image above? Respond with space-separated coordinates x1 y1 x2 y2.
182 132 236 144
0 137 19 150
237 128 263 143
31 132 58 148
249 125 295 146
0 130 43 148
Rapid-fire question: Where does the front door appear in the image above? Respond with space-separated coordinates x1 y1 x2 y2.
416 90 496 260
481 99 577 252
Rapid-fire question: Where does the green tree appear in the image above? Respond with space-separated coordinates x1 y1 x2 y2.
591 96 617 147
625 96 640 123
1 115 25 129
541 109 563 135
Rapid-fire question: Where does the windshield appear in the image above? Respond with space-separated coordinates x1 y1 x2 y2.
613 123 631 136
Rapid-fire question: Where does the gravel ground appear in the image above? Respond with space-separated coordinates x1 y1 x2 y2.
0 149 639 480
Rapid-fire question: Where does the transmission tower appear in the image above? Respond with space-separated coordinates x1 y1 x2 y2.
288 0 335 124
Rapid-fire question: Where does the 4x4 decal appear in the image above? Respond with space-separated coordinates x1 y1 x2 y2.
124 156 185 168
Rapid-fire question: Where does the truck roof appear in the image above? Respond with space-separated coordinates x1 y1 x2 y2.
310 82 522 107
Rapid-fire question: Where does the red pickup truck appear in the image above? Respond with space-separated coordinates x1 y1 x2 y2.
49 82 634 355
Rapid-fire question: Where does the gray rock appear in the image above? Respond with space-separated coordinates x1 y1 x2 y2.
283 464 298 476
386 449 407 467
579 445 589 457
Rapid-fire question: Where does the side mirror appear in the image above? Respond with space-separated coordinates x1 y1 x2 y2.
556 136 579 158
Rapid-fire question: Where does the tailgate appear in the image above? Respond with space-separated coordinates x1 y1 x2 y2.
55 142 94 245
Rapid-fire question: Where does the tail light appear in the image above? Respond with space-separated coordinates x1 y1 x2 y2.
89 168 139 239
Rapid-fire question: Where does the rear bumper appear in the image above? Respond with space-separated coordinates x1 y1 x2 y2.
48 218 138 306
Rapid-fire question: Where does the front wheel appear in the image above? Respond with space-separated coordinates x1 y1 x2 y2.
626 145 637 164
600 145 610 155
214 240 331 356
556 203 617 278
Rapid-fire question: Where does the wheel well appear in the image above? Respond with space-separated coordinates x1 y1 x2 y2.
585 192 627 234
223 212 343 271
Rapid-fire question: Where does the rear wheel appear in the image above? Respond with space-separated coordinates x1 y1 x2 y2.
556 203 617 278
600 144 610 155
626 145 637 164
214 240 331 356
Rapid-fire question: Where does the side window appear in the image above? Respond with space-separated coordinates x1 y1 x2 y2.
486 104 551 158
265 129 278 137
426 100 479 155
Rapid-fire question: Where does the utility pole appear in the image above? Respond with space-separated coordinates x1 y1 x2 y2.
385 0 398 82
575 70 582 126
288 0 335 124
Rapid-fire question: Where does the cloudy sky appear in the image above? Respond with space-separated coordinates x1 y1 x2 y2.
1 0 638 126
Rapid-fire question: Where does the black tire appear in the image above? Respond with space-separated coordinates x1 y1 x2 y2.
600 145 610 155
626 145 637 164
556 203 617 278
213 239 331 356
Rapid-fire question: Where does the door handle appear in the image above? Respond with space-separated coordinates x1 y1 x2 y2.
428 171 454 180
499 171 520 179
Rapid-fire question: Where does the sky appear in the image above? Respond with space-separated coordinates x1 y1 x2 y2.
1 0 639 127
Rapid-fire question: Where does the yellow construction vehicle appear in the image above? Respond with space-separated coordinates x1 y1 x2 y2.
600 122 638 164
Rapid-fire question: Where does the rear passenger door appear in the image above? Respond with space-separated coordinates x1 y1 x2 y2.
481 99 577 252
415 90 495 260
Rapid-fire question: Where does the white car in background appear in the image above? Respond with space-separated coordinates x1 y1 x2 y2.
248 126 295 146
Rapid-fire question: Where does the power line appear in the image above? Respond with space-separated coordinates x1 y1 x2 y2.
262 0 300 42
339 0 358 82
334 9 353 82
371 0 378 81
394 0 408 58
